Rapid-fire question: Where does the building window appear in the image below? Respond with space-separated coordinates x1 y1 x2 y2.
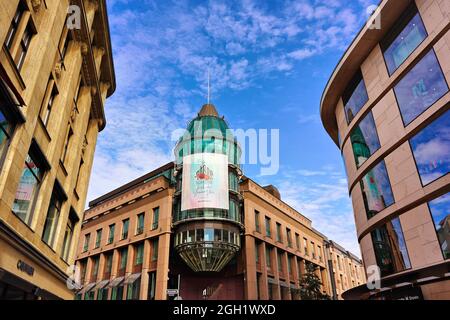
371 216 411 277
295 233 300 250
105 253 113 276
265 217 271 237
39 77 58 127
135 243 144 266
136 213 144 235
350 112 381 168
286 228 292 248
122 219 129 239
303 238 308 255
428 193 450 260
5 3 24 49
42 184 65 247
276 223 282 242
111 285 124 300
61 209 77 262
255 242 260 265
74 159 84 194
95 229 102 248
410 110 450 186
311 241 316 259
287 255 292 276
277 251 283 273
381 3 427 75
318 245 322 262
0 105 15 163
394 49 449 126
151 207 159 230
12 146 46 225
147 272 156 300
151 239 159 262
254 210 260 232
127 278 141 300
92 256 99 280
360 160 395 219
265 246 272 269
97 288 109 300
342 70 369 124
119 248 128 271
61 126 73 164
83 233 90 252
108 224 115 244
15 25 33 71
5 2 35 72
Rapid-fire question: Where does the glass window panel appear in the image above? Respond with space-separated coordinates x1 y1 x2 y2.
204 228 214 241
108 224 115 243
214 229 221 241
360 160 395 219
350 112 381 168
428 193 450 260
371 217 411 277
382 7 427 75
13 155 41 225
120 248 128 269
42 194 62 247
410 110 450 185
394 50 449 126
223 230 229 242
266 247 271 268
196 229 204 241
342 70 369 124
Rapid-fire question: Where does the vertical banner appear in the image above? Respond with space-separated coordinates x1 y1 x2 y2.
181 153 229 211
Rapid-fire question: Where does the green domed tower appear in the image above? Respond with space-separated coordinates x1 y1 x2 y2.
172 103 243 272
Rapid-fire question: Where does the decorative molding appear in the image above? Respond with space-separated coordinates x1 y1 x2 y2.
31 0 42 12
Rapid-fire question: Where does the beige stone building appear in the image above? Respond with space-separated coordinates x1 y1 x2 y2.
74 104 364 300
0 0 115 299
320 0 449 299
325 241 366 299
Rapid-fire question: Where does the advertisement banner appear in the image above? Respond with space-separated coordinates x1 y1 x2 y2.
181 153 229 211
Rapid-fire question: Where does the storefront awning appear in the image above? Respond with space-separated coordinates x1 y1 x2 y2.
79 282 96 294
123 273 141 285
107 277 124 288
93 279 109 291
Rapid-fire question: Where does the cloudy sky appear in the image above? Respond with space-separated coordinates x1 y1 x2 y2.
88 0 379 256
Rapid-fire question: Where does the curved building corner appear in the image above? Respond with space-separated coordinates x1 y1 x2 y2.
320 0 450 300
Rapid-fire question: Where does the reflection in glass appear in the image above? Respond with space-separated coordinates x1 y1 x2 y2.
350 112 381 168
381 4 427 75
394 50 449 126
13 154 42 225
360 160 395 219
428 193 450 260
343 70 369 124
410 110 450 185
371 217 411 277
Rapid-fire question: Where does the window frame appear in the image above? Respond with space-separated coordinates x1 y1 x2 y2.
380 2 428 76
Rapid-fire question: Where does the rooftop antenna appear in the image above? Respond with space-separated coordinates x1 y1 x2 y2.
207 68 211 104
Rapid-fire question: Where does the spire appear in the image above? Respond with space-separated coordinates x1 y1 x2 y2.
207 69 211 105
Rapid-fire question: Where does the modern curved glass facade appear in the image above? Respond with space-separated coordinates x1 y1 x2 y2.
173 104 243 272
320 0 450 299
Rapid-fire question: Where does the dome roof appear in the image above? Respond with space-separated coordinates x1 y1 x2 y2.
198 103 219 117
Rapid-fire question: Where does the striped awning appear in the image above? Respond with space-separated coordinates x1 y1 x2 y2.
107 277 124 288
123 273 141 285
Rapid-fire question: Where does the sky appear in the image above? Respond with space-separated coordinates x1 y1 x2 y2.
87 0 380 257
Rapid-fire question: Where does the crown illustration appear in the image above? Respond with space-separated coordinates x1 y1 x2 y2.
196 161 214 181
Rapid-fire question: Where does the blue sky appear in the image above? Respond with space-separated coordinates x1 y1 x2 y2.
87 0 379 256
